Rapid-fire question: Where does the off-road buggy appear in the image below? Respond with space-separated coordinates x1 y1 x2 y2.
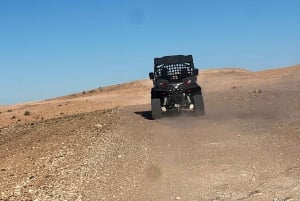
149 55 205 119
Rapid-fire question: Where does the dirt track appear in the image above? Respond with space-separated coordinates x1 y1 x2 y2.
1 66 300 200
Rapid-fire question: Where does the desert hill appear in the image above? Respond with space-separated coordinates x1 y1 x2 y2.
0 65 300 200
1 65 299 128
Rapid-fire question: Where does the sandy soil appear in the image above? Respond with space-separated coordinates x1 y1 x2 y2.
0 65 300 200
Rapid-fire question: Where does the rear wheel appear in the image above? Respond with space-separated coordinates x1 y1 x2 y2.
151 98 162 119
193 94 205 116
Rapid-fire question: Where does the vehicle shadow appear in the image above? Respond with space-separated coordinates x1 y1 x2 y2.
134 111 153 120
135 110 197 120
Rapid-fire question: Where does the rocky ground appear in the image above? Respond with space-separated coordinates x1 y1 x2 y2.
0 65 300 201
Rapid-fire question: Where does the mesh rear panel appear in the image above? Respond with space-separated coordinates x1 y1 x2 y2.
155 64 192 82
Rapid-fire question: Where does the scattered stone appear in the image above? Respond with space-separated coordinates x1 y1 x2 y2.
248 89 262 94
175 196 181 200
24 111 31 116
283 197 293 201
96 124 103 128
1 191 7 198
253 89 262 94
75 195 83 201
249 190 262 197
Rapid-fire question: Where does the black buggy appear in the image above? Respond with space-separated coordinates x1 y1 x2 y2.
149 55 205 119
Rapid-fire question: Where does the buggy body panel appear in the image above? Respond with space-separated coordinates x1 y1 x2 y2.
149 55 205 118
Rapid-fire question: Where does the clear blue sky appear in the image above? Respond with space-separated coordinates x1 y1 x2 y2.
1 0 300 105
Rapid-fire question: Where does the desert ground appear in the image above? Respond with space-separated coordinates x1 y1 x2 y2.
0 65 300 201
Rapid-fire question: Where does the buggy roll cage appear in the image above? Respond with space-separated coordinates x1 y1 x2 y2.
149 55 199 82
